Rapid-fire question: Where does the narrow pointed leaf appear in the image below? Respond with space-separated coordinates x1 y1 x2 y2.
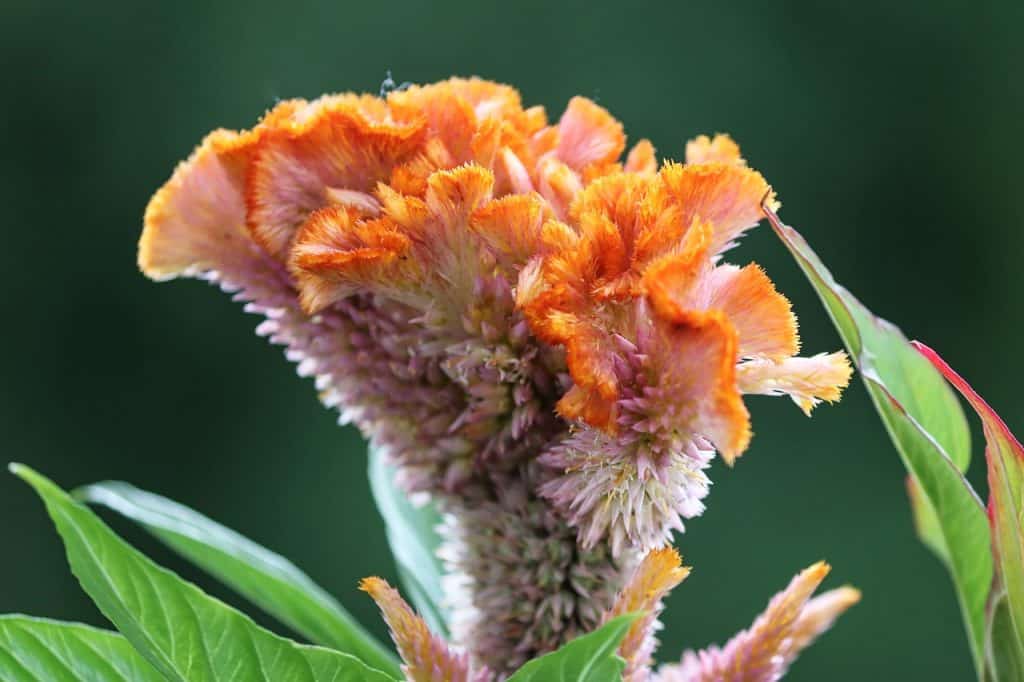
10 464 398 682
505 614 637 682
766 208 992 671
368 446 448 636
916 342 1024 652
0 615 164 682
73 480 400 677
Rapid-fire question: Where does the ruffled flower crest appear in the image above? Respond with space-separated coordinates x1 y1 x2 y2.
522 159 851 554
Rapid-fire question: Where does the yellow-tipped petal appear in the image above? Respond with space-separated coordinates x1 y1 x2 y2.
737 352 853 415
786 585 862 661
604 547 691 681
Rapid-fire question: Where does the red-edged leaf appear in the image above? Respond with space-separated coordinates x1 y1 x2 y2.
914 342 1024 653
765 205 991 672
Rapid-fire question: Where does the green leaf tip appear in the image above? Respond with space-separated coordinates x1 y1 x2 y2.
9 463 50 489
10 464 69 506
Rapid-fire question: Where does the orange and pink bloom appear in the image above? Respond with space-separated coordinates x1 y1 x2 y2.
140 77 853 675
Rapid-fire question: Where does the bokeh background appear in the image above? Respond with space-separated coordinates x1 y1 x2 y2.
2 1 1022 678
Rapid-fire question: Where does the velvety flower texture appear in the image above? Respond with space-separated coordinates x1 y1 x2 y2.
139 77 852 675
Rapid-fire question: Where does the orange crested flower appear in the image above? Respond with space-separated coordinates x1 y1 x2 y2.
139 77 851 667
522 163 844 451
517 161 797 442
528 144 851 553
138 77 634 491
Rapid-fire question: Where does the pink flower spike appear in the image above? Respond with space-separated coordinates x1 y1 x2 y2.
361 576 493 682
603 547 691 681
654 562 859 682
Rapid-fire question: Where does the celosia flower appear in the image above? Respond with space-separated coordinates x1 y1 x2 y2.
138 77 851 671
653 561 861 682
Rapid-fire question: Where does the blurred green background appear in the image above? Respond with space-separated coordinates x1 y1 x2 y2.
2 0 1022 678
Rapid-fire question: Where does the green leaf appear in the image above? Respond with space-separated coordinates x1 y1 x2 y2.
916 343 1024 657
367 446 448 636
72 480 400 678
505 614 636 681
985 592 1024 682
10 464 398 682
0 615 164 681
765 208 993 672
